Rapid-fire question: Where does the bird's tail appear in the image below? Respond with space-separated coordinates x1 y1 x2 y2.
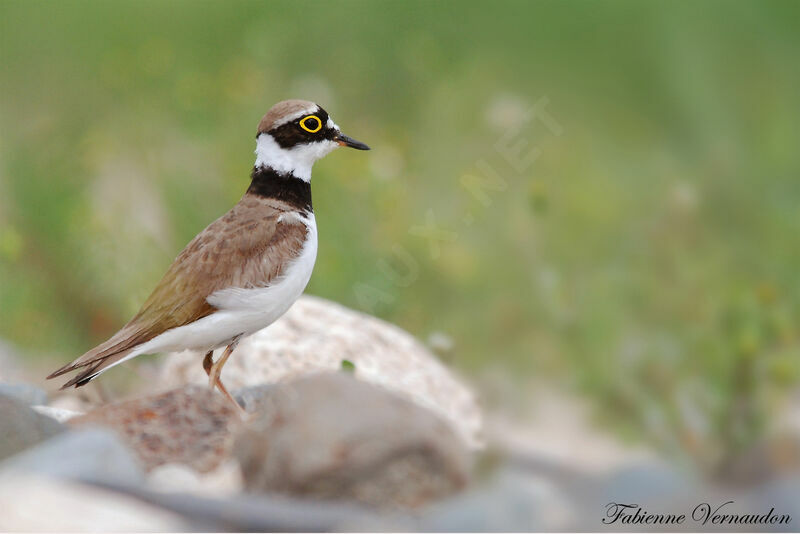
51 350 133 389
46 326 144 389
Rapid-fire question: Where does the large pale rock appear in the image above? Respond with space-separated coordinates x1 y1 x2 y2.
157 295 482 448
0 474 188 532
0 394 64 462
234 372 471 508
33 405 84 423
146 460 243 495
70 386 242 472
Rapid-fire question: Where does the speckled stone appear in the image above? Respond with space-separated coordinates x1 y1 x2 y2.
234 372 471 509
157 295 482 448
70 385 242 473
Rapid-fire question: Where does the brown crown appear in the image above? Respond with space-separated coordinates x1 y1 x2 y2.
257 99 318 135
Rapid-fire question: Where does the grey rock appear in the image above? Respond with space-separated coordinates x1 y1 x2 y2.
70 385 243 473
0 382 47 406
233 383 276 414
0 394 63 462
0 428 144 485
234 372 471 508
741 477 800 532
88 480 412 532
600 462 689 503
419 468 562 531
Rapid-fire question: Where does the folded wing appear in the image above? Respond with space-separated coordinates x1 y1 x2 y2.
48 195 309 388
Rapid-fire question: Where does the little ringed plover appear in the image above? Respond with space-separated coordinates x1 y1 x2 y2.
47 99 369 406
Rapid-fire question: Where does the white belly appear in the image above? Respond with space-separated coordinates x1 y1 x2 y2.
130 213 318 356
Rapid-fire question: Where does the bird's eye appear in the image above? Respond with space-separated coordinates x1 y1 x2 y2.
299 115 322 133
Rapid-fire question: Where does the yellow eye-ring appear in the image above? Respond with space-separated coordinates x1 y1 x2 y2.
299 115 322 133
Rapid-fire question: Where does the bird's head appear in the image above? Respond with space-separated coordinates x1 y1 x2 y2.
254 99 369 182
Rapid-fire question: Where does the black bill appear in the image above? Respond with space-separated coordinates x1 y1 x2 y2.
335 133 370 150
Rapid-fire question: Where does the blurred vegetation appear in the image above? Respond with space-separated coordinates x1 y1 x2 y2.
1 0 799 473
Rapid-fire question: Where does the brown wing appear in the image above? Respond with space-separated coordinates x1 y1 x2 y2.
48 195 309 385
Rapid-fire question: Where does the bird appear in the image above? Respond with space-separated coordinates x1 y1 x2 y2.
47 99 370 406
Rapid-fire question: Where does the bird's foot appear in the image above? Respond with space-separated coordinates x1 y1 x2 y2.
202 347 245 413
214 377 245 413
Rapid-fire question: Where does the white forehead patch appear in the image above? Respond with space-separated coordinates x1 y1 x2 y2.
272 104 320 129
326 117 339 131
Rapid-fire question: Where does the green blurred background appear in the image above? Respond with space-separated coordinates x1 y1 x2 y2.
1 0 799 474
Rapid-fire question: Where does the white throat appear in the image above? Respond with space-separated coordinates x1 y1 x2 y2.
254 134 338 182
